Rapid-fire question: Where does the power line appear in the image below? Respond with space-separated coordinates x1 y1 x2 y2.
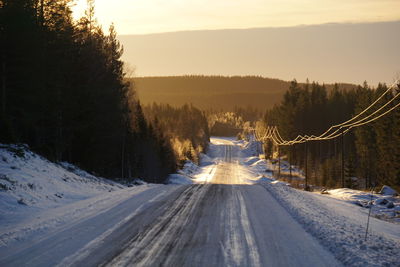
317 81 399 139
255 80 400 146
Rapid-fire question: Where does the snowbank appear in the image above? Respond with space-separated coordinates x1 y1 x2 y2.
259 181 400 266
0 144 125 227
379 185 398 196
168 155 218 184
199 153 215 166
243 156 260 166
240 140 262 156
167 174 193 185
0 144 166 250
168 160 198 184
325 188 400 223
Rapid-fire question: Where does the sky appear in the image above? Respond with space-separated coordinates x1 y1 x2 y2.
71 0 400 35
71 1 400 85
118 22 400 86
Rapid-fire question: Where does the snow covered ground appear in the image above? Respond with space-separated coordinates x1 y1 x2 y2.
258 182 400 266
0 139 399 266
0 145 123 216
321 188 400 224
167 153 217 185
0 144 162 250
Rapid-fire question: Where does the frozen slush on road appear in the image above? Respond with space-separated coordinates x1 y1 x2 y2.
0 138 399 266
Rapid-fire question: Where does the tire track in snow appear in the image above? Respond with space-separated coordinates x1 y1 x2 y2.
57 191 170 266
236 189 261 266
222 186 261 266
104 185 210 266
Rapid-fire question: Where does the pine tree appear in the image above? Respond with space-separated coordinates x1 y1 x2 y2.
0 0 178 183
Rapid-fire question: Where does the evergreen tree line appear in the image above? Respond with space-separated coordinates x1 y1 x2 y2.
143 103 210 165
0 0 175 183
132 75 357 111
263 80 400 190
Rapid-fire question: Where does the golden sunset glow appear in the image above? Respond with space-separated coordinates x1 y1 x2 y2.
70 0 400 85
2 0 400 263
71 0 400 34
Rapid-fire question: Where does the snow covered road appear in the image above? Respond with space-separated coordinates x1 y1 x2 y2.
1 138 343 266
102 184 339 267
73 143 339 267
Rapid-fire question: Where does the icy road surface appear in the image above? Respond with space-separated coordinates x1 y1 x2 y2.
0 138 341 267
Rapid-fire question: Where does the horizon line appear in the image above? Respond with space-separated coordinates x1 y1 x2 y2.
128 74 389 87
117 20 400 37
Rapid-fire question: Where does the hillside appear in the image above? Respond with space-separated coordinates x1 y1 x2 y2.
130 75 357 111
0 144 125 228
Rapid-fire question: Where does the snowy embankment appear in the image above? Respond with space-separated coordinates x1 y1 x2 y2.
0 144 157 249
259 181 400 266
167 150 217 185
324 188 400 224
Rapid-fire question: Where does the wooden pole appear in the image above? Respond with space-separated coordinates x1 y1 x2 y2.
341 131 345 188
278 146 281 179
305 142 308 190
289 145 292 181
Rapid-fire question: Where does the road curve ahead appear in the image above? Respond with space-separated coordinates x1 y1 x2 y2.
0 138 341 267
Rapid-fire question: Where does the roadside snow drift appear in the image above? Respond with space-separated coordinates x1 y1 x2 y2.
0 144 123 223
0 144 134 247
259 181 400 267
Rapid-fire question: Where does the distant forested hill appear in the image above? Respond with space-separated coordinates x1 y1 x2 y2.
130 76 357 111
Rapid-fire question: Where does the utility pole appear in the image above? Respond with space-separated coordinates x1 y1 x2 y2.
341 130 345 188
289 145 292 181
1 54 6 120
305 142 308 190
278 146 281 179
